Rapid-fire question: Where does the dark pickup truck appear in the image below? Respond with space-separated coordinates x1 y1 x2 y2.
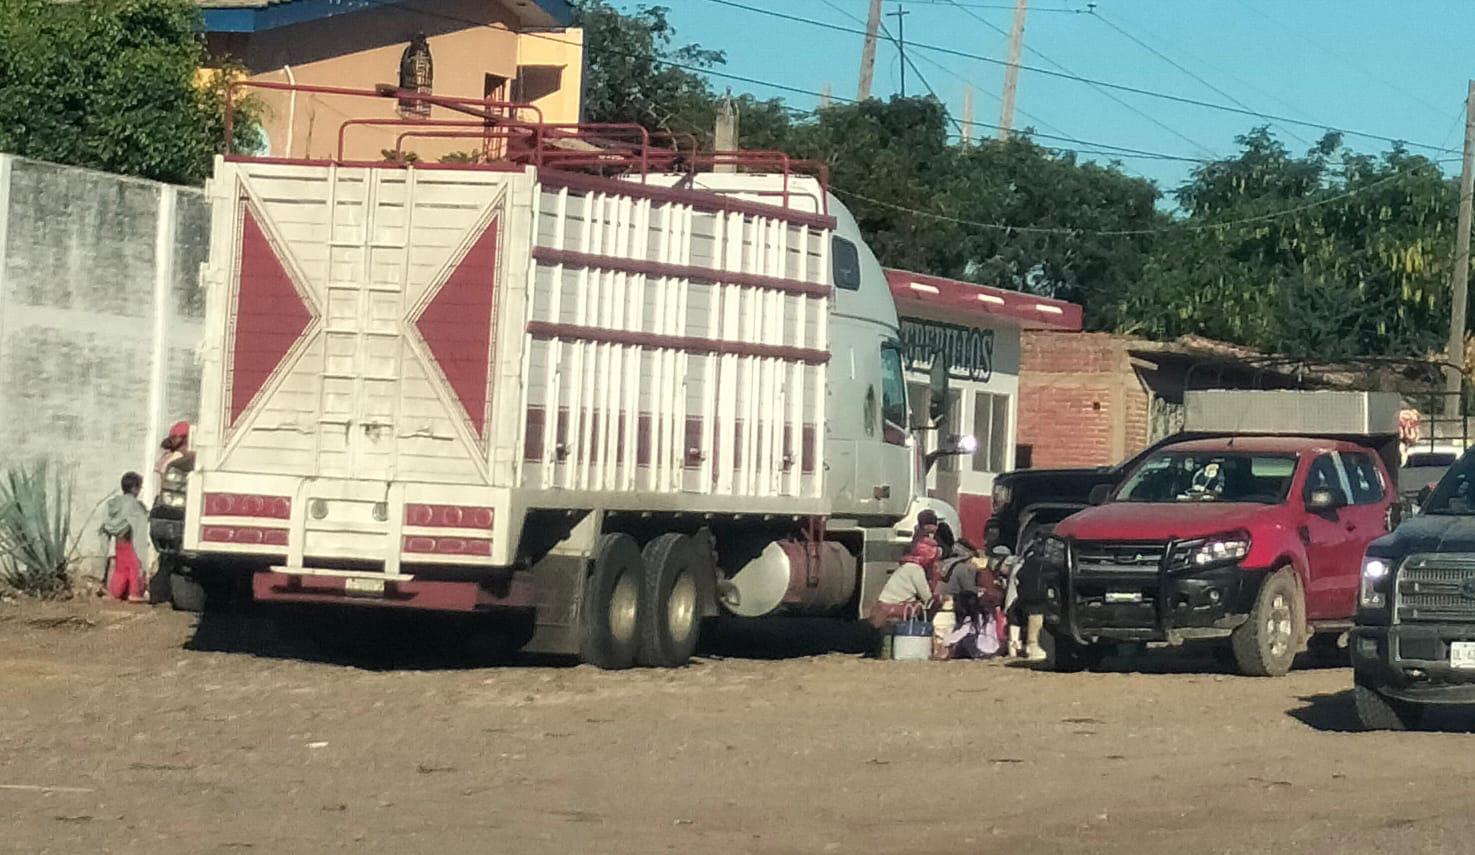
1352 448 1475 729
985 436 1180 553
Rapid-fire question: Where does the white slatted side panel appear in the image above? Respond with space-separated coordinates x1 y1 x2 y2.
520 179 832 502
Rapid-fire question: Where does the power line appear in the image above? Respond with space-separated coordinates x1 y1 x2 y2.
834 164 1434 237
688 0 1461 154
1087 9 1311 147
936 0 1217 156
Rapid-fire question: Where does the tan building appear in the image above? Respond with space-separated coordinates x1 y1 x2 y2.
199 0 583 162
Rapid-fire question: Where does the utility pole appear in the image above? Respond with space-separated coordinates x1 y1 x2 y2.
962 86 974 147
820 83 832 110
997 0 1029 138
888 4 910 97
857 0 883 100
1447 79 1475 416
714 91 738 172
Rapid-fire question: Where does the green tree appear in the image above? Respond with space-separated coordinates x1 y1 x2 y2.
0 0 258 185
1117 129 1457 359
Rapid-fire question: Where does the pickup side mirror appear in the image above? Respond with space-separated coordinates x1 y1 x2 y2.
1088 484 1113 506
1306 487 1348 513
1417 484 1435 507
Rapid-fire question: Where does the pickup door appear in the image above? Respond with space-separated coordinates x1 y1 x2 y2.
1300 452 1390 620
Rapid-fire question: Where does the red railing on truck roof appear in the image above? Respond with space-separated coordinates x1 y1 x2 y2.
223 80 829 214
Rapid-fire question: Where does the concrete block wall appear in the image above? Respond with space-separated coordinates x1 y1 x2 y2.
0 155 207 560
1017 331 1151 469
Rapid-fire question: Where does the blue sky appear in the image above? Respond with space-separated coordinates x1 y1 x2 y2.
647 0 1472 190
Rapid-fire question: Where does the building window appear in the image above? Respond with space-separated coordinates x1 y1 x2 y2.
972 391 1012 473
398 33 433 118
833 236 861 291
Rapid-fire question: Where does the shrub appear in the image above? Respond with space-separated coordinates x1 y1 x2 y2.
0 462 76 597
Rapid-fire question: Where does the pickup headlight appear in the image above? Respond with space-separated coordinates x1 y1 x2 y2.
1361 556 1393 609
1180 532 1251 569
161 490 186 509
992 483 1012 508
1040 535 1067 568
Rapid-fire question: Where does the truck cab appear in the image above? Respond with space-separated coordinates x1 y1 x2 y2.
1035 390 1400 676
1352 448 1475 728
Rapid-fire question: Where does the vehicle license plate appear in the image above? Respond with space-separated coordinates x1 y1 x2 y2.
1105 591 1143 604
1450 641 1475 670
344 577 386 597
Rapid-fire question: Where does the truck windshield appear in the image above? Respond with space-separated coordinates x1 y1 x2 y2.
1115 452 1297 504
1422 453 1475 514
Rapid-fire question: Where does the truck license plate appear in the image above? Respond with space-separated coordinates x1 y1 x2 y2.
1451 642 1475 670
344 577 386 597
1105 591 1143 604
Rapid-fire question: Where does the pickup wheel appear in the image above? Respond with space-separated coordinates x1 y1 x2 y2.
1053 637 1108 673
1354 679 1424 731
1231 568 1303 677
580 534 645 670
637 533 711 668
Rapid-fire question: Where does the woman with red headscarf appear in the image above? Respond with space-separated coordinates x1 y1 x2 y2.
867 524 943 630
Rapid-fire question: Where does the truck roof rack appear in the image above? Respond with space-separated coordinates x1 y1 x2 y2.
222 80 829 213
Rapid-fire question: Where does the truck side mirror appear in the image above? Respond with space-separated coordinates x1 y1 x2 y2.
1307 487 1348 513
1088 484 1113 506
928 358 949 425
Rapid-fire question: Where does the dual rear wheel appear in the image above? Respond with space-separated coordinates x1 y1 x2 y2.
580 532 714 669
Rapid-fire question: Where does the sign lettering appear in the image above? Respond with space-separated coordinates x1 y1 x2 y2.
899 318 994 383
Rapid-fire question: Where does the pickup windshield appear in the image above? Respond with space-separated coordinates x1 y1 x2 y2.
1422 452 1475 514
1115 452 1297 504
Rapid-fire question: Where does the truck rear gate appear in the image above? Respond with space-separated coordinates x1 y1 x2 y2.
187 159 833 596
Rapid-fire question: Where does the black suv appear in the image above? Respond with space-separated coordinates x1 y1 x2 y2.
1352 449 1475 729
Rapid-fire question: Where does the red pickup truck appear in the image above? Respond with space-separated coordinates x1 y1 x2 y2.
1038 435 1398 676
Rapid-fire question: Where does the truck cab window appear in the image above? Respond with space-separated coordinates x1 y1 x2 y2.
1339 452 1386 505
833 236 862 291
880 346 907 434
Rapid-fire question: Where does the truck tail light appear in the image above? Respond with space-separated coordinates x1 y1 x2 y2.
404 504 494 529
202 525 289 547
402 536 493 556
203 493 292 520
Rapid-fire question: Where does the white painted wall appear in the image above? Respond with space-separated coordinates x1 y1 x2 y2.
0 155 208 562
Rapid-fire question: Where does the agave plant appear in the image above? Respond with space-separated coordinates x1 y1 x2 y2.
0 461 77 597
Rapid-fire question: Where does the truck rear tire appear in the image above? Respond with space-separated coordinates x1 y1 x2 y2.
1231 568 1302 677
638 533 710 668
580 534 645 670
1354 680 1424 731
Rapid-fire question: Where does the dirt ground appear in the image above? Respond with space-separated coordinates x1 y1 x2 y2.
5 599 1475 855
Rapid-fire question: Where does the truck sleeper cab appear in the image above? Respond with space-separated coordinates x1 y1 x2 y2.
1041 433 1396 676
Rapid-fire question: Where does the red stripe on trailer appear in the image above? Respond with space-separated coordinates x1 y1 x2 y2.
536 170 837 231
229 207 317 426
252 571 536 612
202 525 290 547
522 408 818 473
531 247 830 298
412 215 501 439
525 321 830 365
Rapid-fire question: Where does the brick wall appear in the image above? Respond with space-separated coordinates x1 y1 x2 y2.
1017 331 1151 469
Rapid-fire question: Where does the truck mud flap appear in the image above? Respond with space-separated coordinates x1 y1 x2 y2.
253 569 534 613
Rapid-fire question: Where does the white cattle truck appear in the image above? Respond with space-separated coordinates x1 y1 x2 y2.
173 96 963 667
